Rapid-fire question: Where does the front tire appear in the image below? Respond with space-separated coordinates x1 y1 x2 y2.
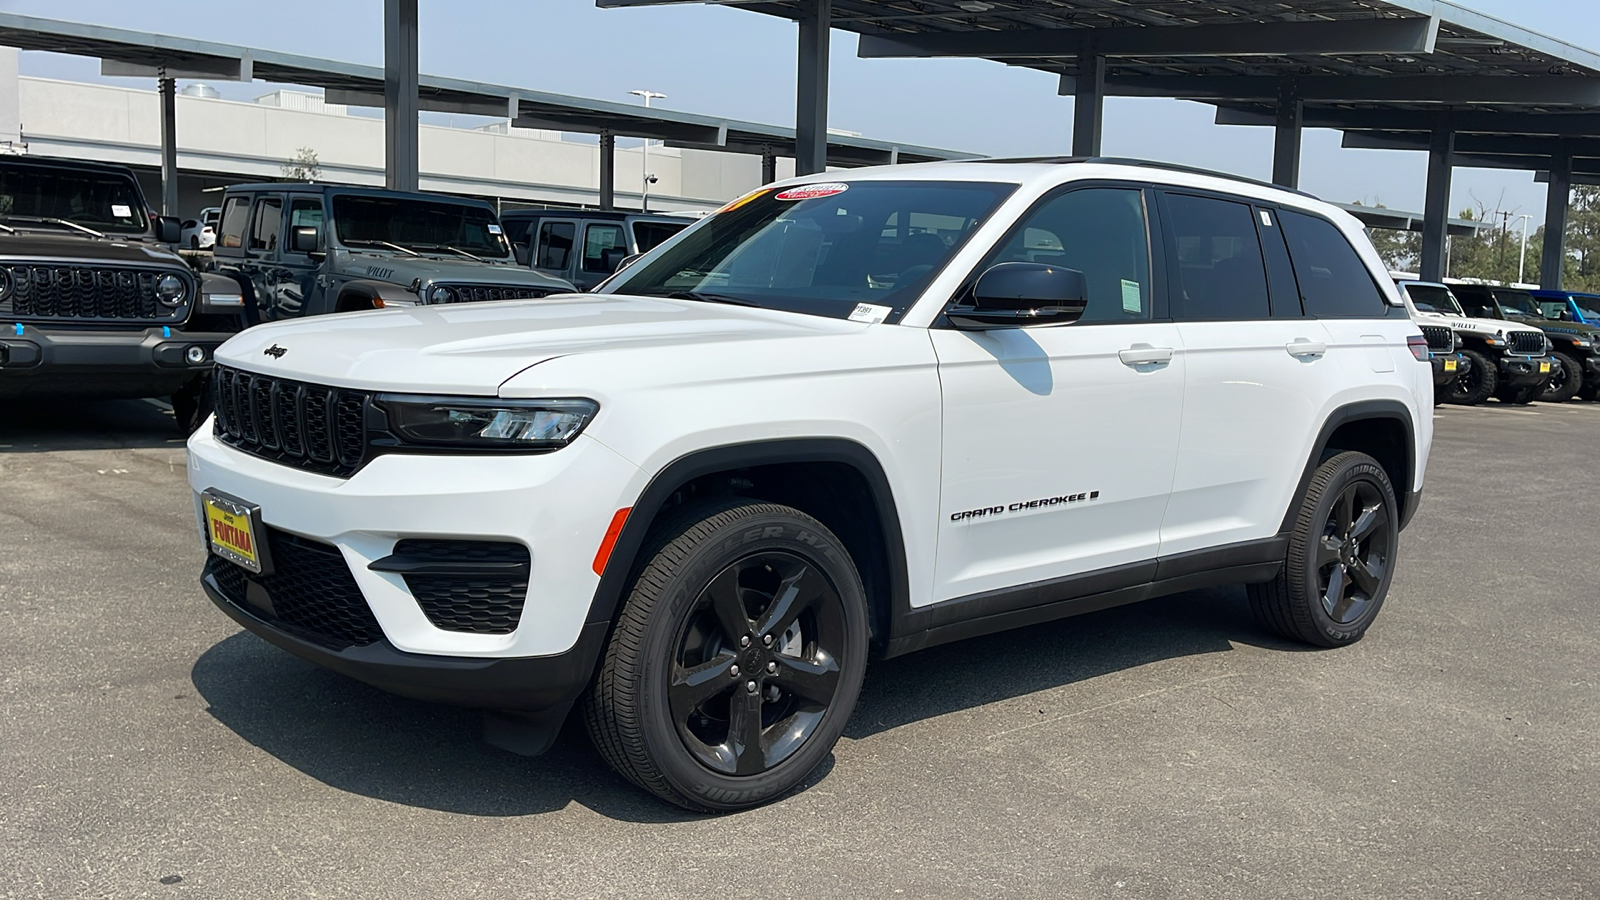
1495 384 1540 405
170 375 213 435
1248 452 1399 648
1542 352 1582 403
583 500 869 812
1446 349 1496 405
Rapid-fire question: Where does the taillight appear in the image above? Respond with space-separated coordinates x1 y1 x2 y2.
1407 334 1430 361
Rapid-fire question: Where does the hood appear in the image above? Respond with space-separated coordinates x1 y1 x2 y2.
339 250 571 291
1411 308 1543 338
213 293 865 395
0 230 181 265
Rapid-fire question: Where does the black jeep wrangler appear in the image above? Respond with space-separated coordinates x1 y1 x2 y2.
0 155 244 430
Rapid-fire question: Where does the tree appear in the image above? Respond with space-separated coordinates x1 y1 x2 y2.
281 147 321 182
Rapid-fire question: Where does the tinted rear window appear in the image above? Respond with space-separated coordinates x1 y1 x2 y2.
1279 210 1386 318
1165 193 1270 321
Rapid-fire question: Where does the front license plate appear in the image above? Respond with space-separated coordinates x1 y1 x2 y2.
1540 361 1552 373
1443 359 1458 372
203 491 262 574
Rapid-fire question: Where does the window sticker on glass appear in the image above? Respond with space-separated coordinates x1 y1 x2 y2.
487 224 502 235
848 302 891 324
1121 279 1143 314
112 204 132 218
1259 209 1274 227
775 182 850 202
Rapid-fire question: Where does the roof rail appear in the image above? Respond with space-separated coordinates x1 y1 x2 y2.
1083 157 1319 199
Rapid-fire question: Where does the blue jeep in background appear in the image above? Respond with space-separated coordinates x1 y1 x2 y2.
1532 289 1600 327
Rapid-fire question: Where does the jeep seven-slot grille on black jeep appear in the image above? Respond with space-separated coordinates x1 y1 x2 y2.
0 264 190 323
205 527 383 649
436 283 555 303
384 539 531 635
1420 326 1454 354
1510 331 1547 355
212 366 368 477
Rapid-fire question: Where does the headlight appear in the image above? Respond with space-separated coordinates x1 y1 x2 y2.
155 273 188 307
427 285 454 304
0 269 11 301
375 395 598 450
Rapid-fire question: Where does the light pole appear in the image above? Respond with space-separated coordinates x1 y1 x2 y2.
628 89 666 212
1515 214 1532 284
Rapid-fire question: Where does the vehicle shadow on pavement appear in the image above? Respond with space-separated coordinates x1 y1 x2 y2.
0 398 185 452
191 585 1292 820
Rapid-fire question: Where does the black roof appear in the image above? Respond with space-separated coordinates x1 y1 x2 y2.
218 182 498 210
0 154 143 179
497 208 696 222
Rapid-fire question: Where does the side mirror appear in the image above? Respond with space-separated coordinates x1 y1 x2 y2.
513 242 531 267
614 252 643 274
291 225 321 255
156 215 181 244
601 248 629 272
948 262 1089 330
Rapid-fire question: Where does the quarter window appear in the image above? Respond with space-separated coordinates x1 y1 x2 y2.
1278 209 1386 318
1165 193 1271 321
984 187 1152 323
537 221 576 271
216 196 251 250
582 223 629 274
248 197 282 252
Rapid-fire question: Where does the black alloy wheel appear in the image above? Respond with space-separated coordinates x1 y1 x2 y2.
1541 352 1582 403
1446 349 1496 405
1248 451 1399 647
669 551 847 777
584 500 869 812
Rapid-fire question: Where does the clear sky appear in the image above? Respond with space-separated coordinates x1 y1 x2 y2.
4 0 1594 228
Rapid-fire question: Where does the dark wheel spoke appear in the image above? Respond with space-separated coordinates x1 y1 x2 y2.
1349 554 1384 596
727 688 766 776
772 652 841 706
669 652 737 713
1349 503 1387 542
755 564 829 638
1334 485 1357 535
1316 535 1342 569
1321 563 1347 617
704 567 752 643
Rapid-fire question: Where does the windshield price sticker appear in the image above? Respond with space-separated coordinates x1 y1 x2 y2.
487 224 502 235
848 303 891 324
111 204 132 218
775 182 850 202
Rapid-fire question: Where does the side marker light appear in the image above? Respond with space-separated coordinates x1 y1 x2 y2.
592 508 632 576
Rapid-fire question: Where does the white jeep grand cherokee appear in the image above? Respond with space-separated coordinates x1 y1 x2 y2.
189 159 1433 811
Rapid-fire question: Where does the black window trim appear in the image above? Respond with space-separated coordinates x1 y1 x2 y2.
933 178 1170 330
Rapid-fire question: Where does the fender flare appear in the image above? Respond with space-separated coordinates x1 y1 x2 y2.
1280 399 1417 534
584 438 912 641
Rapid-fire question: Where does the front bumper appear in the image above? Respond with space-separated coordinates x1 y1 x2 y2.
1497 355 1552 389
1429 353 1469 387
0 324 232 397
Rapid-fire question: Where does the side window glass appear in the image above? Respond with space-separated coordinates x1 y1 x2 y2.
984 187 1152 323
582 223 629 273
289 198 324 229
216 196 251 251
248 197 282 252
634 221 687 253
536 221 575 270
1278 209 1386 317
1165 193 1271 321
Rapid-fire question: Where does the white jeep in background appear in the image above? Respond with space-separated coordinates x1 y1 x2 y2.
188 159 1433 811
1395 280 1551 405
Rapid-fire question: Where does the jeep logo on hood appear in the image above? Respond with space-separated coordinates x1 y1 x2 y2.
263 344 288 359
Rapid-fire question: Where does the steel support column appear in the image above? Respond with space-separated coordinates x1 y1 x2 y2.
1272 81 1303 189
761 145 777 184
158 74 177 215
795 0 830 176
1542 148 1573 289
1072 54 1105 157
599 131 615 210
383 0 420 192
1420 124 1455 283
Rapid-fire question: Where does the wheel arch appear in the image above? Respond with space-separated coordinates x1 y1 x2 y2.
586 438 911 652
1282 400 1417 534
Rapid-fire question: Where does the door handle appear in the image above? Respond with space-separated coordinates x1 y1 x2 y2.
1286 338 1328 358
1118 344 1174 366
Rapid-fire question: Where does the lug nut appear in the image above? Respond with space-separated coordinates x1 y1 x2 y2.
739 635 751 648
746 680 758 693
766 661 778 674
730 665 740 678
762 634 773 646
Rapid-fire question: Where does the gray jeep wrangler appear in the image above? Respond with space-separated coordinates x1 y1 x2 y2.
207 184 573 321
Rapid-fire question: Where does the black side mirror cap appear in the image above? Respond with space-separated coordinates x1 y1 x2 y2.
947 262 1090 330
290 225 320 254
513 243 531 267
155 215 181 244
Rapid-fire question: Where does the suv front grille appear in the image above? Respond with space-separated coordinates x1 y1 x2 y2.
387 539 531 635
436 283 555 304
212 366 369 477
1510 331 1546 355
1420 325 1454 354
205 527 383 650
0 263 190 323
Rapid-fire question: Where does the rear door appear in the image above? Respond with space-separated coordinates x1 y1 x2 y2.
241 192 287 321
576 221 629 290
533 218 578 284
1157 191 1338 556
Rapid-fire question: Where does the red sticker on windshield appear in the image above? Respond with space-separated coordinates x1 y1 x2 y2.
775 182 850 201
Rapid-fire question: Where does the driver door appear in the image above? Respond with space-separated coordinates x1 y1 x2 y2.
930 185 1184 603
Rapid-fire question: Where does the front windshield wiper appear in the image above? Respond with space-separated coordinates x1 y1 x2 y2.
342 238 420 256
2 215 106 238
638 289 761 308
417 244 487 262
0 221 14 235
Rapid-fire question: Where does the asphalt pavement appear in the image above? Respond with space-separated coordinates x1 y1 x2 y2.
1 397 1596 899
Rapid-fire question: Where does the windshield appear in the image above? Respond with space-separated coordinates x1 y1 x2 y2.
0 162 148 233
1404 284 1465 315
1536 300 1575 321
1576 297 1600 322
605 180 1016 321
331 194 510 257
1492 288 1540 318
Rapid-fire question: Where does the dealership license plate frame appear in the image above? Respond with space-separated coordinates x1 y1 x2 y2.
202 489 271 575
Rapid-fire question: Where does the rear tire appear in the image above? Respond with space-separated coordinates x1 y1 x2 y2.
1446 349 1496 405
1248 452 1399 648
583 499 869 812
1495 385 1540 405
1579 381 1600 402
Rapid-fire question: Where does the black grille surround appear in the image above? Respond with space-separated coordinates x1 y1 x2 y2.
212 366 371 478
1420 325 1454 354
0 261 192 324
434 283 557 304
376 539 532 635
1510 330 1547 356
205 527 383 650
